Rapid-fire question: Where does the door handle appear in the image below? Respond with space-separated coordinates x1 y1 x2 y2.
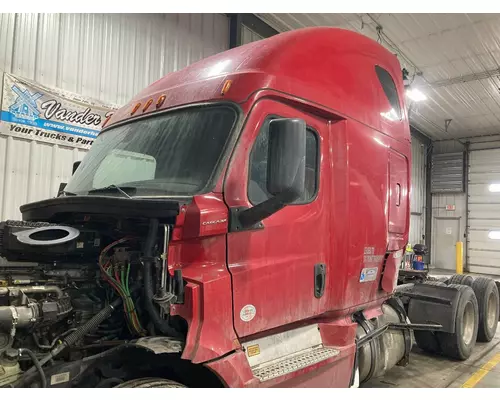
314 263 326 298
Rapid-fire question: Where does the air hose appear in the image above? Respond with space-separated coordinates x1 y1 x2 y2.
142 218 180 338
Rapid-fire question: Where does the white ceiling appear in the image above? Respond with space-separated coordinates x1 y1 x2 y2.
257 13 500 141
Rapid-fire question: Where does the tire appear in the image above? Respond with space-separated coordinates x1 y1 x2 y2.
437 277 449 284
471 277 499 342
436 284 479 360
448 274 474 287
116 378 186 388
414 330 441 354
496 281 500 320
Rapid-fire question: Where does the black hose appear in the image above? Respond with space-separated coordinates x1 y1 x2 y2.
14 296 123 388
142 218 180 338
33 328 78 350
59 296 123 349
18 348 47 388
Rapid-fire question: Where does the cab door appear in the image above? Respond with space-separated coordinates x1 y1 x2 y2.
224 99 331 338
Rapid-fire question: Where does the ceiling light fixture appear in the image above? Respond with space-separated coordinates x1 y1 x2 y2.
406 88 427 102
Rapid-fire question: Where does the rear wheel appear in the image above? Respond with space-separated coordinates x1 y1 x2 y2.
472 277 499 342
448 274 474 287
436 284 478 360
116 378 186 388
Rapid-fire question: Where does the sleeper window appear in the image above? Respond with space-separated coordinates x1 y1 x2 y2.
375 65 402 121
248 118 319 205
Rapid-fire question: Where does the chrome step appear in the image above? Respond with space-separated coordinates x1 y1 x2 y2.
251 345 340 382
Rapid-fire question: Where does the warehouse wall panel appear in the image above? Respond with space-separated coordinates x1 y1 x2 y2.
0 13 229 105
409 135 427 246
0 13 229 220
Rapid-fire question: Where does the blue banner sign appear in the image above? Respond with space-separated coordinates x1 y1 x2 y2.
1 73 117 149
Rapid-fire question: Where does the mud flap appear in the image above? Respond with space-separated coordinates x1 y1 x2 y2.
402 283 462 334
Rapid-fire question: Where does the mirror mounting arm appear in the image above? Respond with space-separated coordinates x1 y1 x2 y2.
229 189 301 232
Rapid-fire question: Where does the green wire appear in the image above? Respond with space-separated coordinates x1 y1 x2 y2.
104 262 143 335
125 263 131 295
121 267 126 292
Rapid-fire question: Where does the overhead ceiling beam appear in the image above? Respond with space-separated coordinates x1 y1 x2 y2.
425 68 500 88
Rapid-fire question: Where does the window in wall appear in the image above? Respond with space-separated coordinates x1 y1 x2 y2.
375 65 402 121
248 118 319 205
488 183 500 193
488 231 500 240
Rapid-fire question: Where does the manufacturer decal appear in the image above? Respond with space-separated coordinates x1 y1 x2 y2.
240 304 256 322
363 246 384 263
359 267 378 283
246 344 260 357
201 218 227 226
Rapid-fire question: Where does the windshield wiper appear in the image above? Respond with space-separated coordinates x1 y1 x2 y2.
88 184 136 199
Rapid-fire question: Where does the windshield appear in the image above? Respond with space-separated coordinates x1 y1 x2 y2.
65 105 237 196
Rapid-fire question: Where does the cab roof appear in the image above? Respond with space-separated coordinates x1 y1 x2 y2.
105 27 409 142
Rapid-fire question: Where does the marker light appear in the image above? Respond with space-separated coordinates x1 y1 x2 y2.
156 95 166 109
131 103 141 115
221 80 232 96
406 88 427 102
143 99 153 112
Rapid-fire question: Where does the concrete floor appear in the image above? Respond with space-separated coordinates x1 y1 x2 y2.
364 266 500 388
362 268 500 388
362 323 500 388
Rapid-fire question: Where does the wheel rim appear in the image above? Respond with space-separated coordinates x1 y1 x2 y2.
462 302 475 346
487 292 497 330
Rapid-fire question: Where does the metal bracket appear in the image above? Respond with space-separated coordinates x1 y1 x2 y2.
386 297 411 366
229 207 264 232
353 313 378 382
445 118 453 132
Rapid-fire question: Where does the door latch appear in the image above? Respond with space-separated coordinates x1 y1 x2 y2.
314 263 326 298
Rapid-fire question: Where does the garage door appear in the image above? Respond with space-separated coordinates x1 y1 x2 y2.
468 149 500 275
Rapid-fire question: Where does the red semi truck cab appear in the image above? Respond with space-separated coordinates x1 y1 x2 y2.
63 27 411 387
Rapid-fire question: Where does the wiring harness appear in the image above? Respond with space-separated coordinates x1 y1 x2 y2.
98 238 145 336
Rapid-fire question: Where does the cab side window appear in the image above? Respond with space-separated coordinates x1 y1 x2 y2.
248 118 319 205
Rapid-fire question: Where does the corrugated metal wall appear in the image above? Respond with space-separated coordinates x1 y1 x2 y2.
0 13 229 220
0 14 229 105
410 135 427 246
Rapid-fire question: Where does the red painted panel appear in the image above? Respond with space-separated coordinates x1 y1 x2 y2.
224 99 332 337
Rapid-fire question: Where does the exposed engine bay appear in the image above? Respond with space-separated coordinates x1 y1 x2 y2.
0 196 186 388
